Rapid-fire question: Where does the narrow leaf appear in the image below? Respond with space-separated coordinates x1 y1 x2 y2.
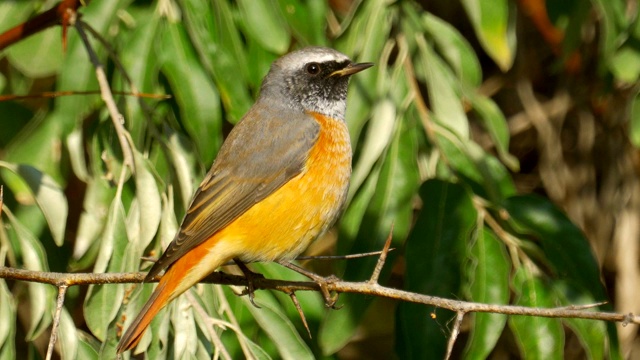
509 268 564 359
396 179 477 359
460 0 515 71
237 0 290 54
463 228 509 358
0 162 68 246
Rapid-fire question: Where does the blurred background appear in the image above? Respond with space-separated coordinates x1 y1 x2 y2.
0 0 638 359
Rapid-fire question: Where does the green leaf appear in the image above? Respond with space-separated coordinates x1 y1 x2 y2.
0 162 68 246
466 94 519 171
181 0 254 123
84 199 128 341
244 291 314 360
509 268 564 359
436 129 516 202
609 43 640 83
553 283 606 360
504 194 620 358
53 0 130 134
460 0 515 71
171 296 198 359
130 150 162 253
591 0 627 66
275 0 327 45
6 26 63 78
66 129 90 182
70 178 114 268
504 195 606 300
349 98 396 198
118 11 161 144
58 308 78 360
237 0 290 54
396 179 477 359
0 1 35 34
76 331 100 360
463 228 509 359
3 210 55 340
631 91 640 148
337 0 394 143
0 280 16 360
422 12 482 86
415 35 469 139
159 21 223 165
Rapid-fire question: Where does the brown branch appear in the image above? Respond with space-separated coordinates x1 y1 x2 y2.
0 91 170 102
0 0 81 51
445 311 465 360
46 285 68 360
368 225 393 284
74 19 136 172
1 266 638 326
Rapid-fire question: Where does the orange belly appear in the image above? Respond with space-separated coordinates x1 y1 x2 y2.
225 111 352 261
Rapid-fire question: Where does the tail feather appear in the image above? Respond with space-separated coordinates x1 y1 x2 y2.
116 277 173 353
117 236 228 354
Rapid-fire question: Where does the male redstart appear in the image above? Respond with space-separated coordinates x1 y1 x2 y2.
116 47 372 353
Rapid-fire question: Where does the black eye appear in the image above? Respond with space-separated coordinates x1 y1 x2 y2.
305 62 321 75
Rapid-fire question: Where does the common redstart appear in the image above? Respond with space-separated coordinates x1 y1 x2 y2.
117 47 372 353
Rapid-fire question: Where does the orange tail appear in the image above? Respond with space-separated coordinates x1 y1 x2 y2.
116 237 229 354
116 272 175 353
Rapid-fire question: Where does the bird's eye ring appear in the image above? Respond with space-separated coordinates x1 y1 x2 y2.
305 62 321 75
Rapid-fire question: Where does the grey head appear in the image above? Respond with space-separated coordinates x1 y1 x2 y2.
257 47 373 121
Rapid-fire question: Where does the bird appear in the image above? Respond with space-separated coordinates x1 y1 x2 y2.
116 46 373 353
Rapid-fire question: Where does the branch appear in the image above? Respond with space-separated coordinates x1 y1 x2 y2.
0 0 81 51
1 266 637 326
74 18 136 172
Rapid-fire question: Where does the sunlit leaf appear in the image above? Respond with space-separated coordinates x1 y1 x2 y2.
0 280 16 359
3 210 55 340
0 162 68 246
460 0 515 71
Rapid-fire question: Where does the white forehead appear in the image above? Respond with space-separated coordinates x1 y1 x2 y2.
274 47 351 72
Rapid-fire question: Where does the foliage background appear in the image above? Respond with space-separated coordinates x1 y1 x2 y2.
0 0 639 359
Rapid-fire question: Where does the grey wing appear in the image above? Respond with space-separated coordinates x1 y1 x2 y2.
145 108 319 281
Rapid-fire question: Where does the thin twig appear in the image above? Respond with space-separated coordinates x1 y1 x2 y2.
185 291 232 360
369 225 394 284
46 285 68 360
287 291 312 339
445 311 465 360
140 250 395 265
295 249 395 261
0 90 170 102
74 19 136 172
214 286 256 360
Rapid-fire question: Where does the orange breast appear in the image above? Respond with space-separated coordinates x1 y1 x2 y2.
210 112 352 262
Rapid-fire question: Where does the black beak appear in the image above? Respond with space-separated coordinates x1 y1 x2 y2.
330 62 374 77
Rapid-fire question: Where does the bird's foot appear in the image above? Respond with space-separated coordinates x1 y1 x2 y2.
233 258 265 308
278 261 341 309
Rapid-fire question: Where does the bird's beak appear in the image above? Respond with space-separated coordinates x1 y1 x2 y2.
330 62 374 77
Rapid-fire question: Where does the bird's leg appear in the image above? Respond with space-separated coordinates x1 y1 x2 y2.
233 258 264 308
278 261 340 309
